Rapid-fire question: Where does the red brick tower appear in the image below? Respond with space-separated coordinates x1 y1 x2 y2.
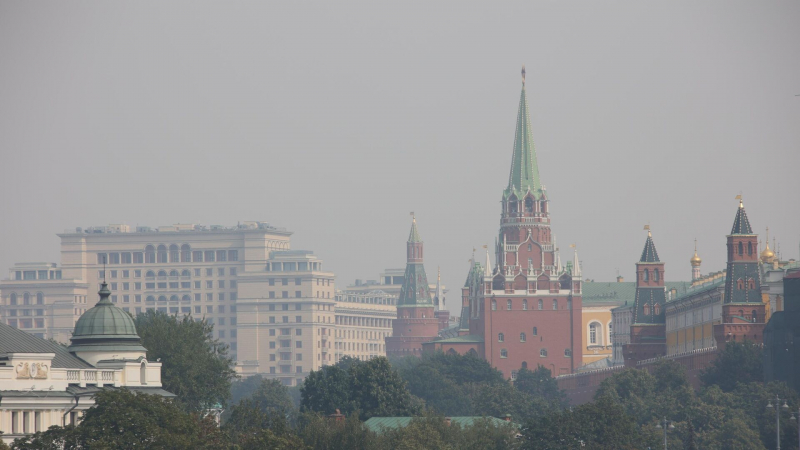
471 66 583 377
624 227 668 366
433 267 450 331
714 198 766 350
386 216 439 357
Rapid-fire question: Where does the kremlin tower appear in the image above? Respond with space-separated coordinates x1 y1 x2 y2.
385 215 440 357
623 227 668 366
424 67 582 377
713 198 766 350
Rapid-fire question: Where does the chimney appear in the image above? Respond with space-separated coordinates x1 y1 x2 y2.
445 417 452 426
616 275 624 283
503 414 512 422
328 408 345 422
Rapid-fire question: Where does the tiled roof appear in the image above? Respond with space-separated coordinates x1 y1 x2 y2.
639 235 661 263
504 81 543 200
430 334 484 344
408 219 422 243
0 322 92 369
364 416 512 433
583 281 690 306
730 204 753 235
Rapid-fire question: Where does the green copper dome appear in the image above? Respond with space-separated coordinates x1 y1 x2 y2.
68 282 146 353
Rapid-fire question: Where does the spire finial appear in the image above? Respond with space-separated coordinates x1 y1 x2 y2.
736 194 743 209
410 211 415 222
521 65 526 85
694 238 697 252
438 266 441 281
644 224 651 237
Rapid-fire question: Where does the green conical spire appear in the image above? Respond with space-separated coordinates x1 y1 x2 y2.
408 215 422 243
505 66 542 199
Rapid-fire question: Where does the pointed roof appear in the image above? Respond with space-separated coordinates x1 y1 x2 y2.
504 66 543 199
408 216 422 243
639 231 661 263
730 199 753 235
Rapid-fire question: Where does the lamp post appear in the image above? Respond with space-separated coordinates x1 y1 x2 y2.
655 416 675 449
766 395 793 450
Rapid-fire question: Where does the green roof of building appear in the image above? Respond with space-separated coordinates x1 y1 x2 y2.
364 416 513 433
68 282 146 353
0 322 91 369
504 70 543 200
583 281 692 307
430 334 484 344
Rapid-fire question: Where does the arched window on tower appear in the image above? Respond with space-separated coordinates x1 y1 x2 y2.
552 299 558 310
752 310 758 322
643 303 650 315
748 278 755 290
654 269 660 282
525 197 534 213
737 279 744 290
508 200 518 215
654 303 661 315
738 242 744 255
748 242 753 255
589 322 598 344
643 269 649 282
522 299 528 310
140 362 147 385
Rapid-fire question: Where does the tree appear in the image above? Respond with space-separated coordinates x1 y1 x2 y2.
302 357 420 420
513 365 567 407
298 411 378 450
12 389 219 450
134 310 237 412
700 340 763 391
226 377 296 423
223 400 305 450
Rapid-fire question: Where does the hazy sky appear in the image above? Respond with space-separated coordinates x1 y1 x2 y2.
1 2 798 314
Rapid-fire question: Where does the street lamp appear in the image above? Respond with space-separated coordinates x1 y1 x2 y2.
766 395 791 450
655 416 675 449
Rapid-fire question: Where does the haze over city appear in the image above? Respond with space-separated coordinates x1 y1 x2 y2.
1 1 798 317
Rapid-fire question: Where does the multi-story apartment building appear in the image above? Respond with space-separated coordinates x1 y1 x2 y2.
236 250 336 385
0 263 88 341
0 222 292 360
334 290 396 363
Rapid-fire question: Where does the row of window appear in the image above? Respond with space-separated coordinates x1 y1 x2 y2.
13 270 62 281
498 328 539 342
499 348 570 358
97 247 239 265
267 261 322 272
109 292 239 303
99 267 239 280
7 292 44 306
5 309 45 317
6 318 45 329
491 298 570 311
641 269 661 282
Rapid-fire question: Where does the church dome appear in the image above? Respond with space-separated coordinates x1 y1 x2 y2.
690 251 702 267
68 282 146 353
760 243 775 263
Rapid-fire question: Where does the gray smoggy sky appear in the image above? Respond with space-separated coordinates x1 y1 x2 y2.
1 1 799 314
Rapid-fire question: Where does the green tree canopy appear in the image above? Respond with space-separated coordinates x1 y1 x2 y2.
134 310 237 412
12 390 222 450
301 357 420 420
700 340 763 391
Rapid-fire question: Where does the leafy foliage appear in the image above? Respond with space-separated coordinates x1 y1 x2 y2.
134 310 237 412
301 356 420 420
700 340 764 391
11 389 221 450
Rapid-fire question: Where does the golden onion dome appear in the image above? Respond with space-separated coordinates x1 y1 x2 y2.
690 251 702 267
760 243 775 263
690 240 702 267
